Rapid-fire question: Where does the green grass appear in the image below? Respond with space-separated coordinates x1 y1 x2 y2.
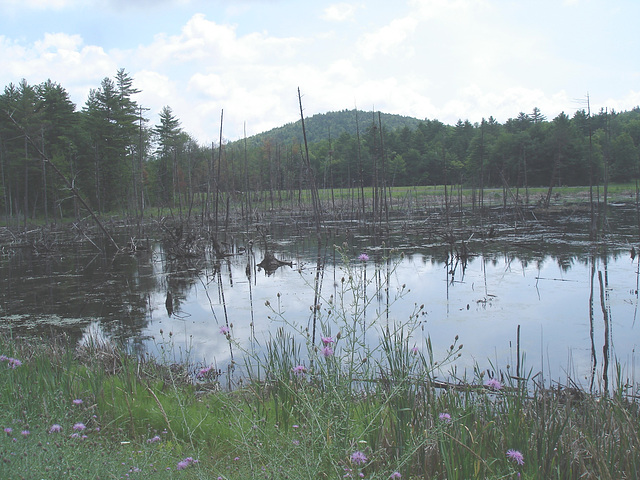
1 249 640 479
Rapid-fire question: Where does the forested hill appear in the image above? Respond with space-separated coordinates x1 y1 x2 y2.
244 110 425 147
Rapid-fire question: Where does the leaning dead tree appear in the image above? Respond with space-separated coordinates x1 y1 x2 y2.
298 87 322 234
7 111 120 250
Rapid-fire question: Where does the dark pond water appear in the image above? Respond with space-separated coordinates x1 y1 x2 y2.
1 206 639 391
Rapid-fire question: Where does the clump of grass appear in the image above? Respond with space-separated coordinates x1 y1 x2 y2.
0 332 231 478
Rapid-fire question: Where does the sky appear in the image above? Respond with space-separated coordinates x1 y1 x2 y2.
1 0 639 144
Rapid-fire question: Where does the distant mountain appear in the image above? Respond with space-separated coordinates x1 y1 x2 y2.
239 109 425 147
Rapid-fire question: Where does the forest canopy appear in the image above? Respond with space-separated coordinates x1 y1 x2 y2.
1 69 639 222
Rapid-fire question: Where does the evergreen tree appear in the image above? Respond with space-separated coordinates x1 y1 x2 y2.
80 70 143 213
152 105 182 206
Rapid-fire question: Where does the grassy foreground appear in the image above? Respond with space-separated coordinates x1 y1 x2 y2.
1 251 640 479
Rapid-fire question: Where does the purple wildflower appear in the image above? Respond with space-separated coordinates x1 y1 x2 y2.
176 456 198 470
485 378 503 390
321 336 334 346
7 358 22 368
73 399 83 405
4 427 12 435
358 253 369 261
72 422 86 431
219 325 230 335
21 430 30 436
292 365 306 376
411 346 419 354
390 472 402 479
49 424 62 433
0 355 7 361
147 435 161 443
197 366 213 378
438 412 451 422
321 346 334 357
350 450 368 465
507 449 524 465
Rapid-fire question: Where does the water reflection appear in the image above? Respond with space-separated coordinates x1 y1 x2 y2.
1 221 638 392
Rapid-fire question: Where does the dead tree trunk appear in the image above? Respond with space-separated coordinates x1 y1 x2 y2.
298 87 322 234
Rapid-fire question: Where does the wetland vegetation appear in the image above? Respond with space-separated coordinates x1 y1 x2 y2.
2 185 640 478
2 239 640 479
2 71 640 478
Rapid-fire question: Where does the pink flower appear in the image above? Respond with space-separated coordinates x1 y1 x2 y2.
147 435 161 443
292 365 306 376
21 430 30 436
197 366 213 378
321 336 334 346
219 325 230 335
438 412 451 422
7 358 22 368
485 378 502 390
350 450 368 465
358 253 369 261
73 399 83 405
321 346 334 357
507 449 524 465
176 457 198 470
49 424 62 433
3 427 12 435
72 422 86 431
390 472 402 479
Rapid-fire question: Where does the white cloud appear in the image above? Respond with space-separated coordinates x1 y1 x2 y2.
326 58 360 84
1 0 638 143
34 32 83 54
138 13 301 68
603 90 640 114
1 32 114 93
134 70 175 108
440 85 575 124
188 73 228 99
408 0 483 18
322 3 359 22
357 16 419 59
3 0 82 9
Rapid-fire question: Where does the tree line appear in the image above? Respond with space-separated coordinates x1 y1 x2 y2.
1 69 639 225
